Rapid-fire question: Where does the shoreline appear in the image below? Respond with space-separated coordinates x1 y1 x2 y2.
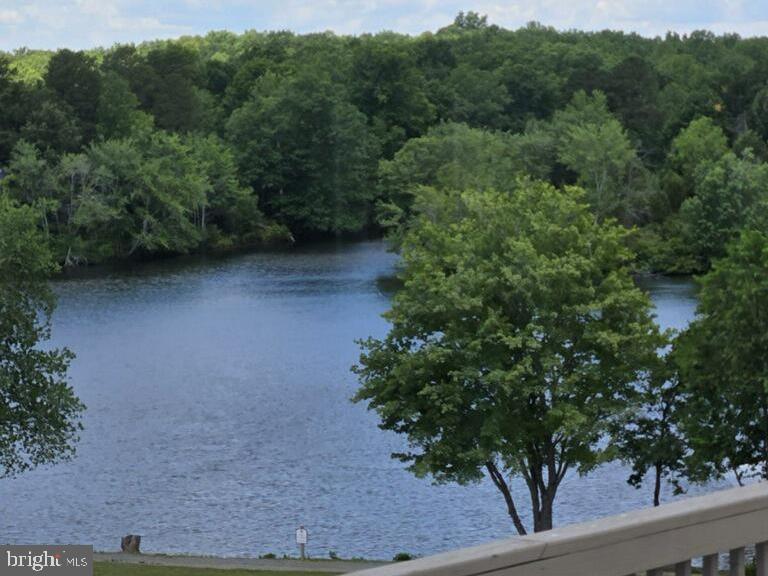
95 552 390 573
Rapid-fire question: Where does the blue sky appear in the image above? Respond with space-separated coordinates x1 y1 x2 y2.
0 0 767 51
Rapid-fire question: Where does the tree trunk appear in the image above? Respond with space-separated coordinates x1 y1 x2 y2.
533 494 554 532
486 461 528 535
121 535 141 554
653 462 662 507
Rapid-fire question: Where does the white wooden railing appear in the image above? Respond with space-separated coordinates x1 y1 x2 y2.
351 483 768 576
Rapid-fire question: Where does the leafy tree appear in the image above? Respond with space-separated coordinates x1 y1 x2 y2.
679 152 768 270
376 122 523 235
101 45 155 110
612 354 686 506
144 43 207 132
19 93 82 157
443 64 510 129
498 53 561 132
604 56 663 159
557 119 636 221
350 39 435 157
354 182 663 534
2 140 58 234
552 91 642 221
656 53 718 144
666 116 729 206
44 50 101 143
227 67 378 235
676 229 768 484
0 55 29 165
452 11 489 31
92 132 207 257
97 72 153 140
0 194 84 476
750 84 768 140
185 134 276 246
733 129 768 162
561 49 606 98
53 134 206 262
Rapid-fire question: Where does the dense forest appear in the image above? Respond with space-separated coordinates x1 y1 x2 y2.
2 11 768 272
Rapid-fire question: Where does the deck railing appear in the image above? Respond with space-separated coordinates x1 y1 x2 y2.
351 482 768 576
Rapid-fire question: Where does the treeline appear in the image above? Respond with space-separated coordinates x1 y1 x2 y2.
3 12 768 269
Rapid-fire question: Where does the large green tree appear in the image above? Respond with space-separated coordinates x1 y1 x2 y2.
227 66 378 235
679 151 768 271
552 91 651 223
0 194 84 476
676 229 768 484
665 116 729 208
354 181 664 534
44 49 101 143
376 122 523 237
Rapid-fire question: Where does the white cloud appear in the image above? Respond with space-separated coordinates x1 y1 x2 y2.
1 0 767 51
0 0 193 50
0 9 23 24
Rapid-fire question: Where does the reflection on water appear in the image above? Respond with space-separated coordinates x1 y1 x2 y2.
0 241 723 559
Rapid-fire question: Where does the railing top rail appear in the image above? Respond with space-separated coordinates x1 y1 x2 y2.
351 483 768 576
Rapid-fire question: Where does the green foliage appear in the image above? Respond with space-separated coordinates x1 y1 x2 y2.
97 72 154 140
350 39 434 157
750 85 768 140
354 181 664 533
0 55 29 164
666 117 729 205
44 50 101 143
3 20 768 268
443 65 510 128
143 43 208 132
679 152 768 271
604 56 663 159
19 95 82 157
8 49 51 84
3 130 283 264
0 194 84 477
629 218 699 274
554 93 638 220
525 90 659 225
376 122 523 237
227 66 378 235
676 229 768 483
612 354 686 506
733 130 768 162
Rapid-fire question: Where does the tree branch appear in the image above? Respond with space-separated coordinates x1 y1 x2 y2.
486 460 527 535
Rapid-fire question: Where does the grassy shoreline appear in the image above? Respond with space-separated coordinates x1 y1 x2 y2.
95 565 338 576
93 551 389 575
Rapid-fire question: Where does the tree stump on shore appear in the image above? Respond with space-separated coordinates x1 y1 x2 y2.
121 535 141 553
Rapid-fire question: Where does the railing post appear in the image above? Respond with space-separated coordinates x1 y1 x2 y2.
757 541 768 576
730 547 746 576
675 560 692 576
702 554 719 576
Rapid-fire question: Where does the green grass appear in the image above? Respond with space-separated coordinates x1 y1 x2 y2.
94 563 339 576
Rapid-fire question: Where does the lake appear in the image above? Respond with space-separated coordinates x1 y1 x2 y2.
0 240 721 559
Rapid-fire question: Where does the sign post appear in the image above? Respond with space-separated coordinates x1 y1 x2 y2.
295 526 308 559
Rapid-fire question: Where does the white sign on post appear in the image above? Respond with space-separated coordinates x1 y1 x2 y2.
296 526 308 559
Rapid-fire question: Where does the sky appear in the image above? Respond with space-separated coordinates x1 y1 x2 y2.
1 0 768 51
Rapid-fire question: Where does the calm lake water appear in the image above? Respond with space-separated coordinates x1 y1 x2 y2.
0 241 722 559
